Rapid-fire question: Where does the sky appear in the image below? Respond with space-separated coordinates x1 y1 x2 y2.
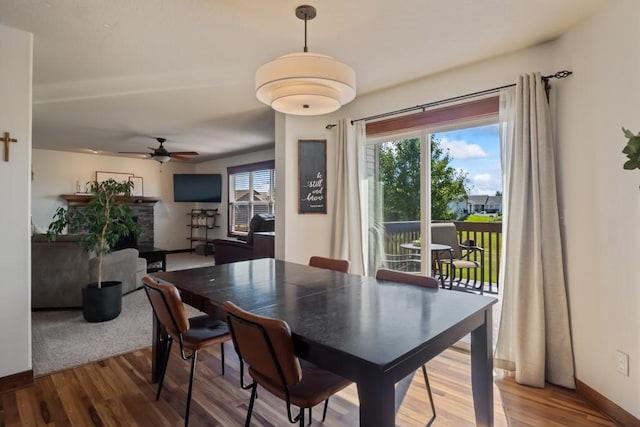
433 124 502 196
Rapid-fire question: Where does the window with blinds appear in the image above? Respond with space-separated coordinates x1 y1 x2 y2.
227 160 275 235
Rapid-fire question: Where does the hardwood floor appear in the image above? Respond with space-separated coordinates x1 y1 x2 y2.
0 344 618 426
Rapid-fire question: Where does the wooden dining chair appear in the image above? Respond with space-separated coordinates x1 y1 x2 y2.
308 256 350 273
142 276 231 427
375 268 438 426
224 301 351 427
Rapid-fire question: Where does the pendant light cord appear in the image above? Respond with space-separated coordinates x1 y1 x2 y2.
303 12 308 52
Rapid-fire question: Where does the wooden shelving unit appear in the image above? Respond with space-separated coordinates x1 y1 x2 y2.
187 208 219 253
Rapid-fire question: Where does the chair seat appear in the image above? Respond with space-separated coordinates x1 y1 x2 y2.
182 315 230 350
439 259 481 269
249 359 351 408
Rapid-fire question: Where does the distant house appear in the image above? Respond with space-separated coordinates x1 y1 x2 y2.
231 189 273 232
467 195 502 214
448 194 502 217
485 195 502 213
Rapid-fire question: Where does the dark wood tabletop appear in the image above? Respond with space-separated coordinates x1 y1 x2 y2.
151 258 496 426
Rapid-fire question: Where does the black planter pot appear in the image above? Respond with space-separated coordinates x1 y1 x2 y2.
81 281 123 322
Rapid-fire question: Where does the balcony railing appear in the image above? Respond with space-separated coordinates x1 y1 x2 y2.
379 220 502 294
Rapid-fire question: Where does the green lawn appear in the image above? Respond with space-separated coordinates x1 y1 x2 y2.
465 214 502 223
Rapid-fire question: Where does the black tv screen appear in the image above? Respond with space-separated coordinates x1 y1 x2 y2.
173 174 222 202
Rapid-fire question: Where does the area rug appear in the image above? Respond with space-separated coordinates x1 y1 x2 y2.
32 289 154 376
32 253 210 377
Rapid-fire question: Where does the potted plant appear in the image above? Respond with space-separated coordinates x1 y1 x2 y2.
48 179 139 322
622 127 640 170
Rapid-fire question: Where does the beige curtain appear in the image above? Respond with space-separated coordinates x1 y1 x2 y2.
330 119 367 275
495 73 575 389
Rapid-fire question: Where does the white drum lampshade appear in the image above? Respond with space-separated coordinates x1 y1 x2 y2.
255 5 356 116
255 52 356 116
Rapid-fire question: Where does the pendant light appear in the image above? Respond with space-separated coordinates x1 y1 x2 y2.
255 5 356 116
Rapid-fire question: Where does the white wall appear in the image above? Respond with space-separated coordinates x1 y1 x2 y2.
278 114 335 265
277 2 639 417
195 148 275 239
32 149 197 250
0 24 32 378
555 0 640 417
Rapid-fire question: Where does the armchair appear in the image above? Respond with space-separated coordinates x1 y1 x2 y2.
213 214 275 265
431 222 485 294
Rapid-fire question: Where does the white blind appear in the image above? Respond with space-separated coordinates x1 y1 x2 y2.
228 162 275 234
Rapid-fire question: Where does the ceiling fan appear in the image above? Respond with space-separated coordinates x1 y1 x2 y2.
119 137 198 163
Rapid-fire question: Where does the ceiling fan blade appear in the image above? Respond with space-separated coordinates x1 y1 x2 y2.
170 151 198 156
118 151 152 155
170 154 194 161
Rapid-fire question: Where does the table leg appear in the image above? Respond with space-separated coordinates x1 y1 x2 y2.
394 373 413 412
356 377 395 426
151 314 170 383
470 308 494 426
433 250 446 287
160 252 166 272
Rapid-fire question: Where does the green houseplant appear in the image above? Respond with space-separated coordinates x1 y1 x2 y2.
622 127 640 170
48 179 139 322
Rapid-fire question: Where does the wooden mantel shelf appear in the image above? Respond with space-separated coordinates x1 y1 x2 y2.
61 194 160 206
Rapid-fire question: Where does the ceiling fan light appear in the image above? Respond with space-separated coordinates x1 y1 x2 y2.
154 155 171 164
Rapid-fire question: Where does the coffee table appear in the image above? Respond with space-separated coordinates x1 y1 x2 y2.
137 246 167 273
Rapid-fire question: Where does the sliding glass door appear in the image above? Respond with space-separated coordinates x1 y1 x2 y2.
366 122 500 281
367 133 430 274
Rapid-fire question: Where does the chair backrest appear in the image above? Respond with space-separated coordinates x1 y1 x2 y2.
431 222 462 258
308 256 350 273
142 276 190 336
246 214 275 245
224 301 302 387
375 268 439 288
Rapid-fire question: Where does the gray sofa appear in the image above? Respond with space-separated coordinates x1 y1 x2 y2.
32 234 147 309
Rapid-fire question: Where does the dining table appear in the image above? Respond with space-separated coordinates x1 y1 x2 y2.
150 258 497 427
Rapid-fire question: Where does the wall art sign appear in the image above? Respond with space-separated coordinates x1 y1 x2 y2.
298 139 327 214
128 176 144 196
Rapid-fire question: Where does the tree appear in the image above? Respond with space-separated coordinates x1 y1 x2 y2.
378 138 421 221
378 136 468 221
48 179 139 287
430 136 468 219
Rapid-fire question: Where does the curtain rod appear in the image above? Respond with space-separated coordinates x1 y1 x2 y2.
327 70 572 128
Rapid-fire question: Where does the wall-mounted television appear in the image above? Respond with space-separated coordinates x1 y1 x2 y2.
173 174 222 203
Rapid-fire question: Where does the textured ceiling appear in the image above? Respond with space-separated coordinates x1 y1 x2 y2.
0 0 606 162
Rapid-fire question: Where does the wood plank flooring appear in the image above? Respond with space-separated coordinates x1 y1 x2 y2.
1 344 618 426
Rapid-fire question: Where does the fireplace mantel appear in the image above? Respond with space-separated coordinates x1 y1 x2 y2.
62 194 158 246
60 194 160 206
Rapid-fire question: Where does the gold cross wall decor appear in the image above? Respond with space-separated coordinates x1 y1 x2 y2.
1 132 18 162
